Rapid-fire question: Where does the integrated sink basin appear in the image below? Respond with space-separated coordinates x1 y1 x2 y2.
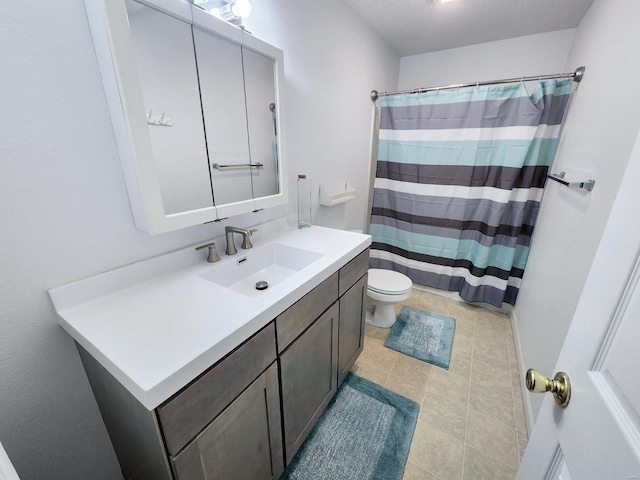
200 243 323 297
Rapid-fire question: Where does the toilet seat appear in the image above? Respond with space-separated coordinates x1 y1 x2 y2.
367 269 412 296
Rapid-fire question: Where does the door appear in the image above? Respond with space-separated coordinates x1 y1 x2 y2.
516 132 640 478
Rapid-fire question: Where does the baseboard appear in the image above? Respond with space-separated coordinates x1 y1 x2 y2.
510 309 534 434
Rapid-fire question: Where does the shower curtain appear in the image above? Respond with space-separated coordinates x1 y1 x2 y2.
369 79 572 307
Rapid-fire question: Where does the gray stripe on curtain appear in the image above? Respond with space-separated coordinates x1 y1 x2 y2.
380 93 570 130
372 189 541 227
376 163 548 189
370 215 524 249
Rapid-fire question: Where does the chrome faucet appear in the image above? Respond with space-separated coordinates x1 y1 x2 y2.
224 226 258 255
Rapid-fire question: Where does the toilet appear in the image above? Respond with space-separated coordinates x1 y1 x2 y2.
366 268 413 328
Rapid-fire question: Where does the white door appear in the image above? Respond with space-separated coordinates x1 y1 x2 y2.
516 132 640 479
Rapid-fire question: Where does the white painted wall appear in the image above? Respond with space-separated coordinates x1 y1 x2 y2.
515 0 640 419
398 29 576 90
0 1 398 478
244 1 399 232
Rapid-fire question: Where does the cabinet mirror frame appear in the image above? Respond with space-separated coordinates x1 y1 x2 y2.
84 0 288 234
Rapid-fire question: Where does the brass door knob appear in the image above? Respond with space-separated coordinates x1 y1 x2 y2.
525 369 571 407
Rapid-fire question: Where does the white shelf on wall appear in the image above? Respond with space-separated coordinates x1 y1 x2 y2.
319 180 357 206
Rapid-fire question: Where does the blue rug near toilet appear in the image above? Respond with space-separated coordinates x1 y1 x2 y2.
281 372 419 480
384 306 456 369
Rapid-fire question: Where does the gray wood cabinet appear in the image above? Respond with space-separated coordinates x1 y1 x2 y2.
338 272 368 386
77 248 369 479
277 248 369 464
171 363 283 480
279 302 339 463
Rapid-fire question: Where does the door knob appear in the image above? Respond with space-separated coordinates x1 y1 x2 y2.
525 369 571 407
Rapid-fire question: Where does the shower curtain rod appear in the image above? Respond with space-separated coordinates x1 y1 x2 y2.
370 66 585 102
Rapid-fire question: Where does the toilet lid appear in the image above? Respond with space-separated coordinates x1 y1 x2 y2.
368 269 412 295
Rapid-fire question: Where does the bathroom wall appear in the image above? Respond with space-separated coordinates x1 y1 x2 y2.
514 0 640 420
244 2 399 232
0 1 398 478
398 29 576 90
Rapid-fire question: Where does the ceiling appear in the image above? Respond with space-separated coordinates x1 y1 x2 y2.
343 0 595 57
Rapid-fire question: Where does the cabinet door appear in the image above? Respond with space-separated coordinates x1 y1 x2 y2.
192 27 253 206
126 1 213 215
171 362 283 480
338 273 367 386
280 302 339 464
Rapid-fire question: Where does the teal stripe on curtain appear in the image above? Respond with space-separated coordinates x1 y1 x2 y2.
378 138 560 168
369 79 572 307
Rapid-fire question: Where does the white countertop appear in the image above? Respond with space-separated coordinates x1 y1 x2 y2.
49 225 371 410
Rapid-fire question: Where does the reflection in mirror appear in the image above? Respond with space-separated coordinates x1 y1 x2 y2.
243 47 280 198
125 0 214 214
192 27 253 205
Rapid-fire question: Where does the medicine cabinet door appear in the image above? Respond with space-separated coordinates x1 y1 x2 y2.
125 0 214 215
192 27 254 208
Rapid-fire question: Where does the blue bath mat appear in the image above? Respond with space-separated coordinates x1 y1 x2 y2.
384 306 456 369
281 372 419 480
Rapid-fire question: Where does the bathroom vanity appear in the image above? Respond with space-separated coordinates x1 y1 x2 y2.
49 225 371 479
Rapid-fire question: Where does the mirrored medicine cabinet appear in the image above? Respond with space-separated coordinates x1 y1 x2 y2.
84 0 287 234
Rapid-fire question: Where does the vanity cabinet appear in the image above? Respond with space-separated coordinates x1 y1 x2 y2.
76 247 370 479
276 249 369 463
77 322 283 480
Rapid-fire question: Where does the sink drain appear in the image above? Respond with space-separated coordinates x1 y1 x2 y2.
255 280 269 291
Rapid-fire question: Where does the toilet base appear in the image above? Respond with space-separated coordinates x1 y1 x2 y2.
365 302 398 328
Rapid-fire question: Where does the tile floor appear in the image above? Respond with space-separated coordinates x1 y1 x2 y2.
352 288 528 480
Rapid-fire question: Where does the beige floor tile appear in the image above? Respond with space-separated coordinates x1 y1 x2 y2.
385 374 427 405
390 353 433 389
452 333 474 358
356 292 526 476
428 368 470 407
351 360 390 386
448 352 472 379
463 446 517 480
409 423 464 480
454 317 476 341
468 382 515 427
364 323 379 341
403 461 438 480
471 358 512 392
473 340 510 369
421 391 468 442
358 340 399 372
410 292 451 316
466 409 519 469
447 300 479 323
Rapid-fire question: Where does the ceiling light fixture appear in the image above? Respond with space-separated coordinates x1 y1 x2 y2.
219 0 252 25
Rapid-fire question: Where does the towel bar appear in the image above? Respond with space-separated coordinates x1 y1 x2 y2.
547 172 595 192
212 163 264 170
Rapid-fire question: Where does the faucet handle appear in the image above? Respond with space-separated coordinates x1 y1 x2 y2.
196 242 221 263
241 229 258 249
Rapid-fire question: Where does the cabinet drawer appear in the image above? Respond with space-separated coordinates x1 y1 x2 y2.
339 248 369 297
276 272 338 352
158 322 277 456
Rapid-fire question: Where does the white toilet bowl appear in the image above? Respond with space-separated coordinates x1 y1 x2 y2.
366 268 413 328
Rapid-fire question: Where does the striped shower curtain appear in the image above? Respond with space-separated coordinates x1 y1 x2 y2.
369 79 572 307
